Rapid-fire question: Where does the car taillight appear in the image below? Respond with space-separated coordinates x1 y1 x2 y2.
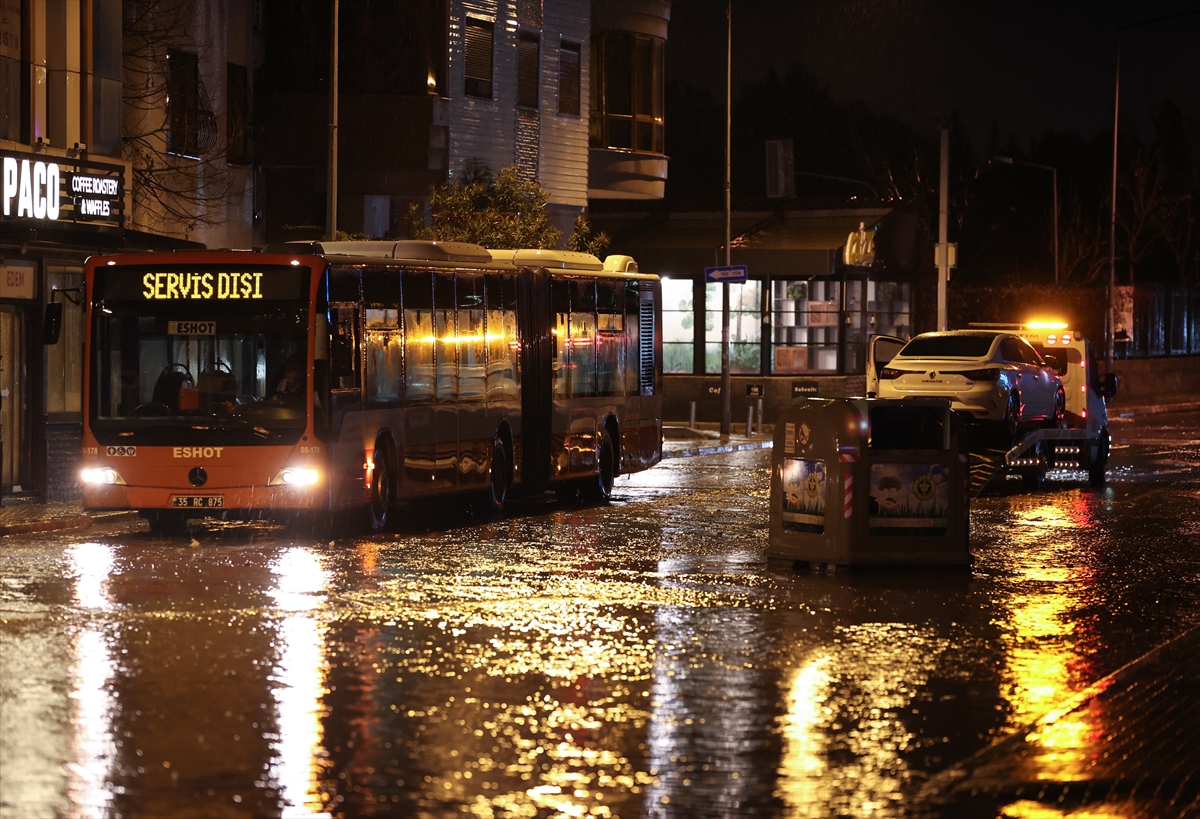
879 367 906 380
957 368 999 382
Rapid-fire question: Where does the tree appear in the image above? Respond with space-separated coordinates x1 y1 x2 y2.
410 164 561 248
123 0 242 237
566 215 610 258
1118 147 1165 283
410 163 608 255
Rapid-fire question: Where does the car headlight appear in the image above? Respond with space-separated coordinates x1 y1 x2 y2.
269 467 321 487
81 466 126 485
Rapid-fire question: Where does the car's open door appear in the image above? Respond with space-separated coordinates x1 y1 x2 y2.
866 334 907 397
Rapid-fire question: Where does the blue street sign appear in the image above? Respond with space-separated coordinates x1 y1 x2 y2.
704 264 748 283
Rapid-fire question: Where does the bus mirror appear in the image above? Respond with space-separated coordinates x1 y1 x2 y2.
43 302 63 345
1102 373 1117 400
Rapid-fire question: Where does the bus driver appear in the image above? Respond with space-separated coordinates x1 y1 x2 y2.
273 355 306 403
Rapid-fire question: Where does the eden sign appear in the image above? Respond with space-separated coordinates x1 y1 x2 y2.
0 151 123 224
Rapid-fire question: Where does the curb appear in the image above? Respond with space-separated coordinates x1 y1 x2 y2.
1110 401 1200 419
662 439 774 459
920 623 1200 808
0 510 140 537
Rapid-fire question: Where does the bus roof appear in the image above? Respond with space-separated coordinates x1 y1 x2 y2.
101 241 655 279
270 239 495 264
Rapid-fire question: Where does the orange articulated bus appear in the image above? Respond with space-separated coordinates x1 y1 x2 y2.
78 241 663 534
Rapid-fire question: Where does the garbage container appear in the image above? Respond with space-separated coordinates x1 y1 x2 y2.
769 397 971 567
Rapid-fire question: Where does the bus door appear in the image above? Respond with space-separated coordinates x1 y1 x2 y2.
517 266 552 492
326 267 363 505
431 272 458 490
455 270 489 490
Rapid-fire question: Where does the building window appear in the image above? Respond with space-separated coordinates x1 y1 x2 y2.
517 30 539 109
167 48 217 158
662 278 695 373
227 63 250 165
0 0 19 143
558 39 580 116
464 17 494 100
589 31 663 153
92 0 122 155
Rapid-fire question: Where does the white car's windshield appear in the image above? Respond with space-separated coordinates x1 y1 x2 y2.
899 335 995 358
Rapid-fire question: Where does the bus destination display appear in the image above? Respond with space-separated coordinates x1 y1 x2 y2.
95 265 309 302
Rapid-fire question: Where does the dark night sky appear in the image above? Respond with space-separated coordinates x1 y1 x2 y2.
668 0 1200 152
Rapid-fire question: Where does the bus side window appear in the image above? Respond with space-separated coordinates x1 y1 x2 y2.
434 271 458 401
330 303 361 390
457 271 486 401
363 268 401 405
597 279 624 397
552 279 570 398
403 270 435 404
569 278 597 398
485 272 517 399
625 283 641 396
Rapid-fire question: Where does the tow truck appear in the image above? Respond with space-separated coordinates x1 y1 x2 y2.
868 321 1117 495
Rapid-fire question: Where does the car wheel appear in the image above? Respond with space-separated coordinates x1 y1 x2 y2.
999 391 1022 447
1088 427 1110 487
367 446 395 533
1047 389 1066 429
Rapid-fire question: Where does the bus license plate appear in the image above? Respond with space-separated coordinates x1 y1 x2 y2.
170 495 224 509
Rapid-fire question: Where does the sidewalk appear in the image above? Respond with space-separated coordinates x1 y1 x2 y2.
0 494 137 536
1108 394 1200 419
923 623 1200 818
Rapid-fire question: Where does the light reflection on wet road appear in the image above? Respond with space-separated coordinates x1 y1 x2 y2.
1 412 1198 818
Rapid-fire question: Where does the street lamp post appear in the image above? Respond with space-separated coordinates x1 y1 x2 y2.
993 155 1058 287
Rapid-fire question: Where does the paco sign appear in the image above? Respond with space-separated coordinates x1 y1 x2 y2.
0 152 124 225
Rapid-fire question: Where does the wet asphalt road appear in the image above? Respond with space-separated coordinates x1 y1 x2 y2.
1 411 1199 819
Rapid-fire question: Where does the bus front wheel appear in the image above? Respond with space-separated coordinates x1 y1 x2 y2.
368 446 396 533
145 510 188 537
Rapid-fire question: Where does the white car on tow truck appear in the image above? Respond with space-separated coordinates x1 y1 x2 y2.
868 321 1117 487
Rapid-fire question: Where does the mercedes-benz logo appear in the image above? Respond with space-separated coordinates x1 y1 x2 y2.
188 467 208 487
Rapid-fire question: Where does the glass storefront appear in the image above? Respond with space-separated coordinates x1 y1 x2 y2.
661 275 911 376
705 281 760 374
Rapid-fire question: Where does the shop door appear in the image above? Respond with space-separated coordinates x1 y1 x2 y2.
0 307 24 491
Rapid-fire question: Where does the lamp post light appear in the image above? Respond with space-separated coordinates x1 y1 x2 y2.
993 155 1058 287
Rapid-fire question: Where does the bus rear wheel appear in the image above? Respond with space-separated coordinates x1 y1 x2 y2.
368 447 396 533
484 437 509 517
583 428 616 503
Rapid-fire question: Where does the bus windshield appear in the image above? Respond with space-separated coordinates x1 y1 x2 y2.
89 265 310 446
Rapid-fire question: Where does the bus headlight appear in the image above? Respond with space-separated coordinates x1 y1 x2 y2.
270 467 321 487
81 467 126 485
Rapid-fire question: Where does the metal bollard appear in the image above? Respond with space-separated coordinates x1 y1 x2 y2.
746 405 754 436
756 397 764 434
690 401 697 430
